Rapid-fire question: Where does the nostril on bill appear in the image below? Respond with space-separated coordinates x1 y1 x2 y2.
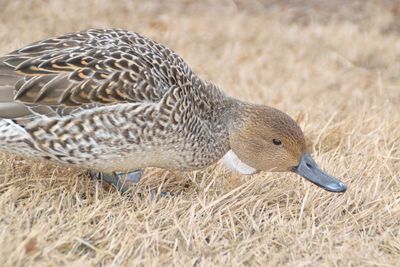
306 162 312 168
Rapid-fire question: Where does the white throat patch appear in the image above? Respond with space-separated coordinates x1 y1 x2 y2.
222 150 257 175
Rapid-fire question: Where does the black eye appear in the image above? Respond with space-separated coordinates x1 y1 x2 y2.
272 139 282 146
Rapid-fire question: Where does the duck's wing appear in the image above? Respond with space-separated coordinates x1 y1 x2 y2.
0 28 194 119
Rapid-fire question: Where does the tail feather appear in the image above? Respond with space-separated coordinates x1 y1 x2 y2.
0 102 31 118
0 73 18 86
0 60 20 110
0 85 15 101
0 57 19 96
0 60 20 80
0 61 36 118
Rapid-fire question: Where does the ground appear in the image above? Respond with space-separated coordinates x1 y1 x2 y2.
0 0 399 266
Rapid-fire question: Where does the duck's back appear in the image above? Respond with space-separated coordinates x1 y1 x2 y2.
0 28 193 115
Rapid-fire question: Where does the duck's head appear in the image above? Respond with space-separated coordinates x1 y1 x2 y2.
227 104 347 193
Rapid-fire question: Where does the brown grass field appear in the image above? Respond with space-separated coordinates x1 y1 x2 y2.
0 0 399 266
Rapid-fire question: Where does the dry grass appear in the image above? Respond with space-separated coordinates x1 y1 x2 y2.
0 0 399 266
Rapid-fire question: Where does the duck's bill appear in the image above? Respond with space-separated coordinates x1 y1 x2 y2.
293 154 347 193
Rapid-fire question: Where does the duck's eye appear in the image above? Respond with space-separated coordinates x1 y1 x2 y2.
272 139 282 146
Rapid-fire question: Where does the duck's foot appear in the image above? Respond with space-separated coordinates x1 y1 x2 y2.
149 191 175 199
90 170 143 193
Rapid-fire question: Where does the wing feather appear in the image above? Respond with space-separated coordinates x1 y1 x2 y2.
0 28 194 118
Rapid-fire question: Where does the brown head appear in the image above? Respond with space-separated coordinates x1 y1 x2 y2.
227 104 347 193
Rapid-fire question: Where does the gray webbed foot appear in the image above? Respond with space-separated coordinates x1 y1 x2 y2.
90 169 143 193
149 191 175 199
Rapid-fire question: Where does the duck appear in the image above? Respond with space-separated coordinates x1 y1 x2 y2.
0 28 347 193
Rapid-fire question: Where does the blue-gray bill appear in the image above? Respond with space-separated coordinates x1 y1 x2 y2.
293 154 347 193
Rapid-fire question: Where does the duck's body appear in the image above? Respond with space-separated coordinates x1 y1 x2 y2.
0 28 347 193
0 29 233 172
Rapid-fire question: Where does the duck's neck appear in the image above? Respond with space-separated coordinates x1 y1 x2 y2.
195 79 254 128
200 82 262 172
198 80 254 142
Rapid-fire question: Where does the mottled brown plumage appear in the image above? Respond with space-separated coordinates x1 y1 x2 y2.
0 29 232 172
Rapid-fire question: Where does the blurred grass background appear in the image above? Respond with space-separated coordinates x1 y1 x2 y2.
0 0 399 266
